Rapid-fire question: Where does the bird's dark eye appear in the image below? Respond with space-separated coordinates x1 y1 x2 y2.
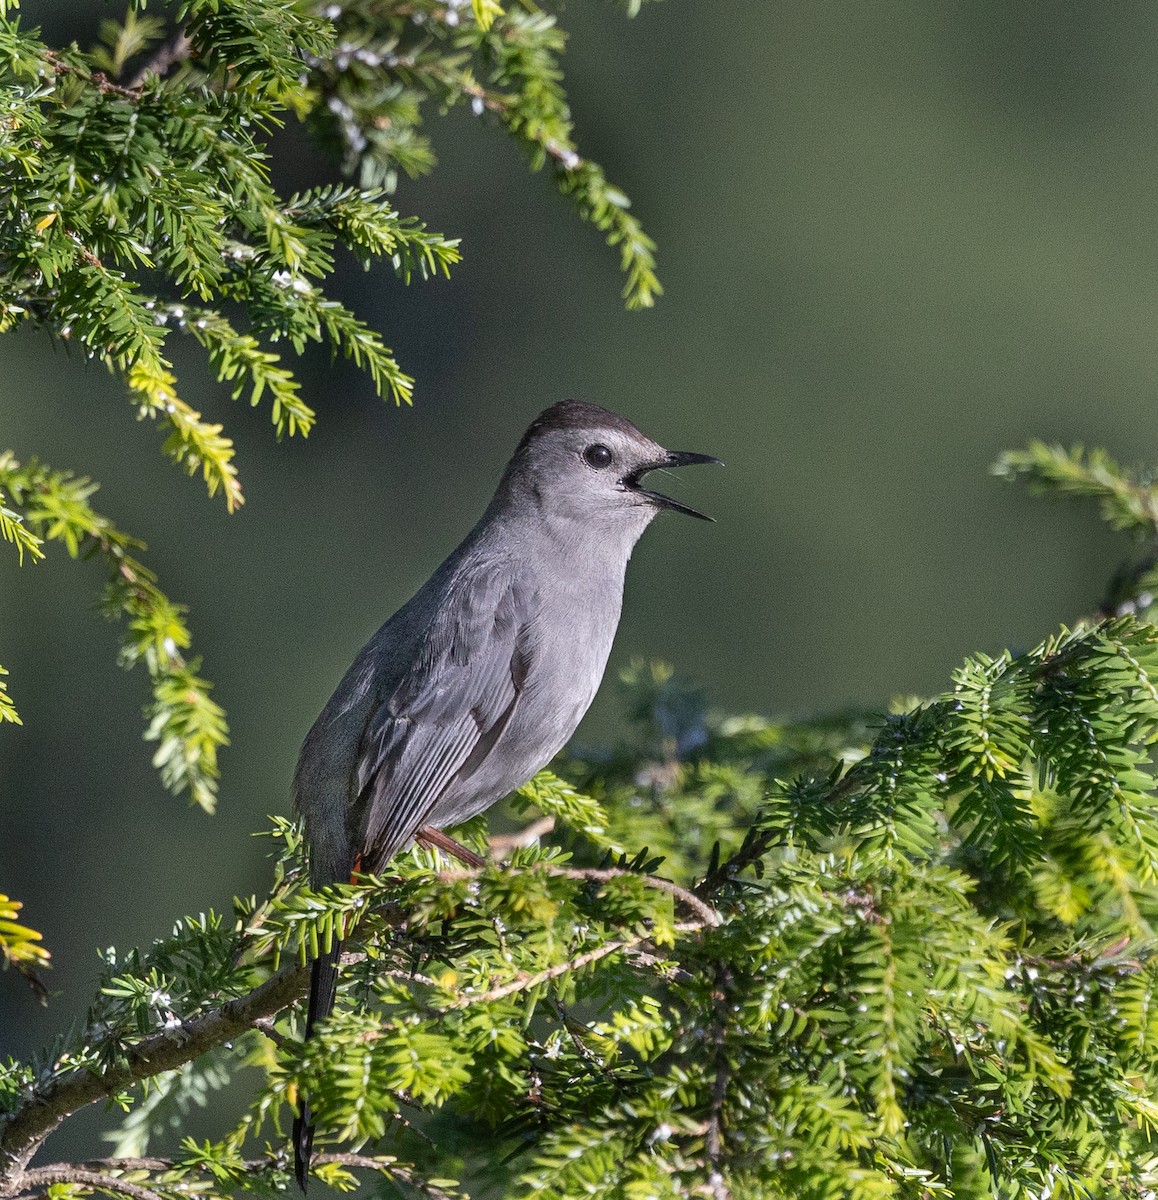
584 443 613 469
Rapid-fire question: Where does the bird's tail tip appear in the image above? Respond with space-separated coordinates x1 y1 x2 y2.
294 938 342 1193
292 1108 314 1193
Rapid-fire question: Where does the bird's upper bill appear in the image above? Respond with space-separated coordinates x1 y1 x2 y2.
623 450 724 521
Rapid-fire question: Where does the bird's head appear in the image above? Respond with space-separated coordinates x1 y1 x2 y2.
498 400 722 538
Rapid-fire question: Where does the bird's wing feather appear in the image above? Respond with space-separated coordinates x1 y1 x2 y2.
354 565 533 870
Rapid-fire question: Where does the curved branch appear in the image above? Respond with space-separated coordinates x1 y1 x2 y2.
10 1167 166 1200
436 864 722 927
557 867 722 928
0 963 308 1184
4 1153 457 1200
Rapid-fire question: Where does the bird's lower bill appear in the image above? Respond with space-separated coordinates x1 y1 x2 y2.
623 450 723 522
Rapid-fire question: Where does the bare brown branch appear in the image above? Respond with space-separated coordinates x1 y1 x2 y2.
126 32 193 90
9 1166 167 1200
5 1153 457 1200
437 863 722 927
0 963 308 1184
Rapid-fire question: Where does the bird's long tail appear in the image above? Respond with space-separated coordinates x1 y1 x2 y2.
293 939 342 1191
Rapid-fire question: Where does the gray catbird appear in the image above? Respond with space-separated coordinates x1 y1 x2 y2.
291 399 719 1187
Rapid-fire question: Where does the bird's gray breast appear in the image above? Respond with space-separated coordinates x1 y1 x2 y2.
424 552 625 830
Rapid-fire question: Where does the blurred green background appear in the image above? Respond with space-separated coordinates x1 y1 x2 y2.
3 0 1156 1132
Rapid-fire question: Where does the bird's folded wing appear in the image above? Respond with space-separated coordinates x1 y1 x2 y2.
354 567 532 871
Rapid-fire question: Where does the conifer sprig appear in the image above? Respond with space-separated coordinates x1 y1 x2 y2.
995 441 1158 537
0 893 49 974
0 453 227 812
0 666 18 725
301 0 662 308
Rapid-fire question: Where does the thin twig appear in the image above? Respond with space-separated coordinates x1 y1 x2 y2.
705 964 733 1200
438 863 722 927
445 921 704 1010
557 867 722 928
126 32 193 90
41 52 141 100
313 1154 461 1200
446 937 637 1008
70 1161 172 1174
251 1016 288 1047
488 815 556 855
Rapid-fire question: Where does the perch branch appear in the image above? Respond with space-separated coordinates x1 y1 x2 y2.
0 963 309 1183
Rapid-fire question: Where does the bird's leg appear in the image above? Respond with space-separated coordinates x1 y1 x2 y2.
416 825 486 868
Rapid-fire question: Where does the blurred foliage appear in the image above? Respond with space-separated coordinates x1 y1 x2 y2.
0 893 49 983
6 451 1158 1197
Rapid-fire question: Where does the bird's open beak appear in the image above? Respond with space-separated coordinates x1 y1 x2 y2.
625 450 724 521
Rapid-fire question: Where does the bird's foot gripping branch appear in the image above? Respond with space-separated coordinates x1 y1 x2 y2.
9 445 1158 1198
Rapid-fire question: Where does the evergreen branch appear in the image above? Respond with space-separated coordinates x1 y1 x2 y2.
0 666 18 725
178 0 335 95
0 491 43 565
310 294 414 404
436 864 722 928
4 1153 462 1200
420 58 661 309
301 4 660 307
246 276 414 405
0 0 661 510
0 453 228 811
9 1166 166 1200
995 441 1158 537
0 962 310 1181
0 893 50 998
158 304 315 438
284 185 461 280
513 769 620 849
444 921 705 1011
123 357 244 511
0 856 697 1180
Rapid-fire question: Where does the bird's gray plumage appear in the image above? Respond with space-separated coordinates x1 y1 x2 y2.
291 399 719 1188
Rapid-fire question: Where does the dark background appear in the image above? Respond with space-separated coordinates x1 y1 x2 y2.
2 0 1155 1145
